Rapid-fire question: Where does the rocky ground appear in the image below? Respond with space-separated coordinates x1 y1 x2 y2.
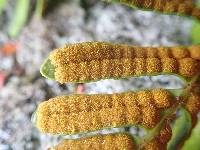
0 0 193 149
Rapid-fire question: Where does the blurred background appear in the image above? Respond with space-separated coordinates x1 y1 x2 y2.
0 0 198 149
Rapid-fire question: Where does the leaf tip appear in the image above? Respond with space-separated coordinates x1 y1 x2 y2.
40 58 55 80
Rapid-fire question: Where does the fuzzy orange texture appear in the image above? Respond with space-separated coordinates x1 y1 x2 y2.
36 89 173 134
50 42 200 65
120 0 199 19
49 42 200 83
52 57 200 83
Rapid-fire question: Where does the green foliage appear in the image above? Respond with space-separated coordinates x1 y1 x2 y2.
34 0 45 18
167 108 192 150
0 0 6 15
182 120 200 150
40 59 55 80
191 20 200 44
191 0 200 44
8 0 30 37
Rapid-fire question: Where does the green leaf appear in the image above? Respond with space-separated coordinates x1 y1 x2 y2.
34 0 45 18
40 59 55 80
167 108 192 150
191 20 200 44
191 0 200 44
8 0 30 37
168 89 184 97
0 0 7 15
182 120 200 150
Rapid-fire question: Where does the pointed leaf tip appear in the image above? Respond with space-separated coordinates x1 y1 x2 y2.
40 59 55 80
